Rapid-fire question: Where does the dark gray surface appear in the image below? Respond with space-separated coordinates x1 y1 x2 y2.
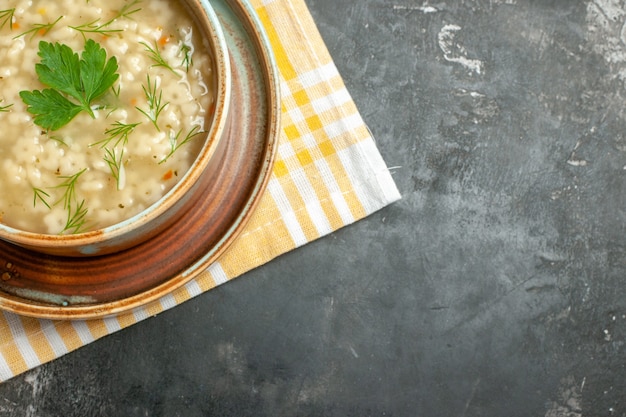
2 0 626 415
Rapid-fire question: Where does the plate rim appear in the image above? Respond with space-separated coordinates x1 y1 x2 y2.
0 0 281 320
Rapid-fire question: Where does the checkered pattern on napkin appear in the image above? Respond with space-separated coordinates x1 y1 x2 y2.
0 0 400 382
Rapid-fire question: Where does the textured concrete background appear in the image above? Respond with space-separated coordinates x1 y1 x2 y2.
2 0 626 416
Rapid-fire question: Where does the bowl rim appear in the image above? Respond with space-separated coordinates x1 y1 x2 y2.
0 0 282 320
0 0 232 254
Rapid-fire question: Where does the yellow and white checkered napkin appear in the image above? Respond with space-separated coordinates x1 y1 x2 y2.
0 0 400 382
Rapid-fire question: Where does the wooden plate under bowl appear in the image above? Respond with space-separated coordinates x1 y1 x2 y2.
0 0 280 320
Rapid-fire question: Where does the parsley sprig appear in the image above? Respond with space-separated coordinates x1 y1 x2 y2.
19 39 120 130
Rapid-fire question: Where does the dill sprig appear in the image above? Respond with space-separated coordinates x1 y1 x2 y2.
0 9 15 31
62 199 88 234
136 75 168 131
53 168 86 210
179 43 193 72
32 187 51 209
0 101 13 112
140 41 179 76
33 169 89 234
90 122 135 190
14 15 63 40
91 121 140 148
69 20 123 37
114 0 143 21
111 84 121 98
54 169 89 234
160 125 204 164
70 0 142 38
49 135 69 147
103 147 125 190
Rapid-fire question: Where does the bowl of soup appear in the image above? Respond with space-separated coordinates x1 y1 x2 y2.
0 0 231 256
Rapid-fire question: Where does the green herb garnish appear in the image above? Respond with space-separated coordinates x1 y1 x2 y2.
33 169 90 234
91 121 140 148
91 122 140 191
69 20 123 37
0 9 15 31
0 101 13 112
19 39 120 130
135 74 168 131
140 41 179 76
14 15 62 39
53 169 89 234
111 84 121 98
70 0 142 38
32 187 51 209
49 135 69 147
103 147 125 190
53 169 86 209
160 125 204 164
114 0 143 21
62 198 88 234
179 43 193 72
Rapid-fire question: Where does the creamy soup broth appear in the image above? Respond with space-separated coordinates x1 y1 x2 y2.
0 0 214 234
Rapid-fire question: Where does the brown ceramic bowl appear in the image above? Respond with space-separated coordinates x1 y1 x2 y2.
0 0 231 257
0 0 280 319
